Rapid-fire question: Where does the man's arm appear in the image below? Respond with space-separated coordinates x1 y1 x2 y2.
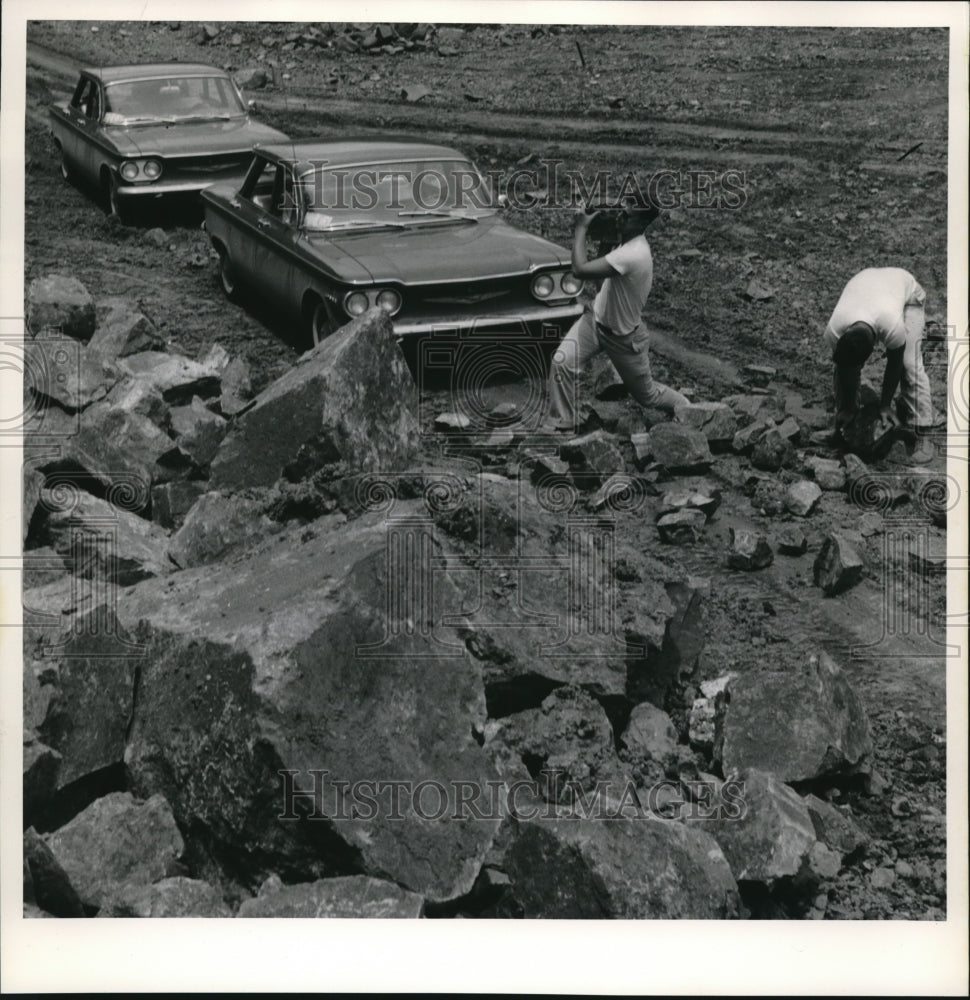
880 346 905 414
571 210 621 280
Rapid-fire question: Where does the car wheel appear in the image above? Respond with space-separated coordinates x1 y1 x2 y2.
55 141 71 181
105 173 133 225
307 297 339 349
216 246 242 303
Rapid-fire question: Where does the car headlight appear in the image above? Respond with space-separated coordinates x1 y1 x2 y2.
376 288 402 315
119 160 140 181
142 158 162 180
560 272 582 296
344 291 369 317
531 274 555 299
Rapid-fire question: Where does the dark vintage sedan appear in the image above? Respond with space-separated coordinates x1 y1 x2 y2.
201 140 585 348
50 63 288 222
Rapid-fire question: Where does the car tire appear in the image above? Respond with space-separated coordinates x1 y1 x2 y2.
55 140 72 182
216 246 242 303
105 173 133 225
307 296 339 349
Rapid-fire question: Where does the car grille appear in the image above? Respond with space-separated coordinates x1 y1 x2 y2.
407 276 531 314
163 153 253 176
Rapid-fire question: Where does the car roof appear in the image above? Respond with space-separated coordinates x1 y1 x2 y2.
258 140 469 167
82 64 227 84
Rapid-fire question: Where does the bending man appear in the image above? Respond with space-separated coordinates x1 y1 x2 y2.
824 267 942 438
546 204 688 431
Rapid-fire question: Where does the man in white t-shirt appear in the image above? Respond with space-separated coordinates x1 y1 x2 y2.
546 204 688 430
824 267 942 438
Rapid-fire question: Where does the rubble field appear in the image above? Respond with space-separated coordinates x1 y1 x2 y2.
22 22 949 920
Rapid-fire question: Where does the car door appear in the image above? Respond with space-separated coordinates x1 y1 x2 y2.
248 163 300 308
72 77 105 181
59 76 95 177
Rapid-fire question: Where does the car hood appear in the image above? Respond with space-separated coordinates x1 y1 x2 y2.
106 117 288 158
316 216 571 284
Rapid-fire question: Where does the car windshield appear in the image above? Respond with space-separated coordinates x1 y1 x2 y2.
102 76 246 124
298 159 497 232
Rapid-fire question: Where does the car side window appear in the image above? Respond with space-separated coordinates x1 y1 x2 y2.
77 80 101 121
240 158 277 211
269 166 299 225
71 78 100 119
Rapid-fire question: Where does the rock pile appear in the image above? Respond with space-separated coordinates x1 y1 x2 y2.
22 272 883 918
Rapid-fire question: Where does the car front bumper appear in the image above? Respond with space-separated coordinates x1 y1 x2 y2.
391 301 584 338
116 173 248 199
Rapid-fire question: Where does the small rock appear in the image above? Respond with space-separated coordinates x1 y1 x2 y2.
647 423 714 472
751 427 793 471
234 67 268 90
785 480 822 517
219 356 253 416
808 841 843 879
742 364 776 387
814 533 865 595
620 703 678 759
871 867 896 889
401 84 432 102
674 402 738 450
657 508 706 544
560 430 625 480
804 456 846 491
859 512 883 537
434 412 472 432
658 488 720 520
728 529 773 570
842 453 870 494
777 526 808 555
895 860 915 879
909 551 946 578
743 279 774 302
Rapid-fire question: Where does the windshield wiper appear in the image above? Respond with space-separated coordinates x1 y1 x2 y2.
304 219 408 233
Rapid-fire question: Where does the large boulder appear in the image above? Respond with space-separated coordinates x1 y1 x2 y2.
24 827 85 917
508 814 740 918
23 736 61 824
210 310 419 491
45 792 184 910
41 400 183 505
486 686 626 803
167 492 276 568
30 611 138 793
118 505 499 902
27 274 96 339
697 768 816 883
718 652 872 782
25 338 119 412
88 297 164 359
39 487 172 584
117 351 222 403
169 396 227 469
237 876 424 918
559 430 625 481
97 877 232 917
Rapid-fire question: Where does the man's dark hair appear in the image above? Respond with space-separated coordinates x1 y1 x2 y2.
833 321 876 367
